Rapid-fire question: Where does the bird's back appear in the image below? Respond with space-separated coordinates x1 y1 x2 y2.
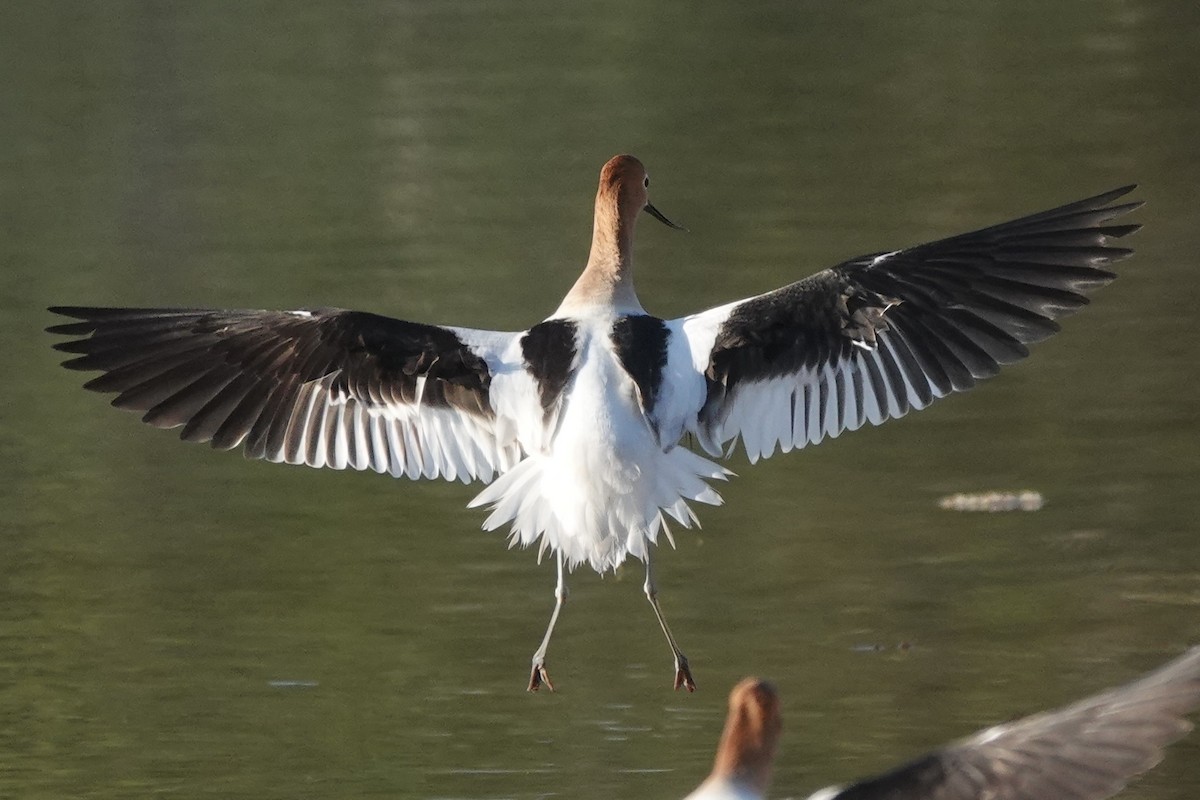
470 310 728 572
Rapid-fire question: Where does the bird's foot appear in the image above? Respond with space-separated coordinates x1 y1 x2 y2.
674 654 697 692
528 661 555 693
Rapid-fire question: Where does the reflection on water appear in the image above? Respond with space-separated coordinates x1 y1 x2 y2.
5 2 1200 798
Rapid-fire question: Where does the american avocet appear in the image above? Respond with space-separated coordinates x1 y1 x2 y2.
685 678 782 800
48 155 1139 692
686 648 1200 800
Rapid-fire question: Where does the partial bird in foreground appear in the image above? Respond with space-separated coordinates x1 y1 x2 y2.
685 647 1200 800
48 155 1140 692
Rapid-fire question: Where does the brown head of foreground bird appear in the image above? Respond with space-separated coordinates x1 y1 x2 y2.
48 155 1140 692
685 647 1200 800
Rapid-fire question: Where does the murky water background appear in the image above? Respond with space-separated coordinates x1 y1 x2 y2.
4 2 1200 798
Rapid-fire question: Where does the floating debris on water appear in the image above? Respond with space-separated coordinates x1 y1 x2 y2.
851 641 914 653
938 490 1044 512
265 681 316 690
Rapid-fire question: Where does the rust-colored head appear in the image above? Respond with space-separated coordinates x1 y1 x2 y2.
595 154 684 232
711 678 782 794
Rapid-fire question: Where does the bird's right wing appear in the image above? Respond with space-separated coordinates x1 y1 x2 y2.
810 647 1200 800
48 306 530 483
675 187 1140 462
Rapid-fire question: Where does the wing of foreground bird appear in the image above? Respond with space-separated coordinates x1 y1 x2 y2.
47 307 525 483
807 646 1200 800
674 187 1141 461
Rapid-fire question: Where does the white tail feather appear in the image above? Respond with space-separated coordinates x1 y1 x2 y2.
469 446 730 572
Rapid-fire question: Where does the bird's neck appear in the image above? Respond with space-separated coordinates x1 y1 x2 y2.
710 719 775 797
558 206 643 315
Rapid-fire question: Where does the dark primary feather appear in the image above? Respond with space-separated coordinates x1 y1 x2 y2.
825 646 1200 800
46 307 496 458
700 186 1141 439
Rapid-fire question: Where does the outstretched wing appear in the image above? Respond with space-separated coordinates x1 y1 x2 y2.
810 646 1200 800
47 306 525 483
675 186 1141 461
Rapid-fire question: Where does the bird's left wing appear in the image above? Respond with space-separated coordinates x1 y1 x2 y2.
48 306 525 483
809 646 1200 800
674 186 1140 462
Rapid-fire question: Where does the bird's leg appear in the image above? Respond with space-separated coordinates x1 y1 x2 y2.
644 553 696 692
528 551 567 692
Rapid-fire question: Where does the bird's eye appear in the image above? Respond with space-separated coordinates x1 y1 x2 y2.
644 176 650 188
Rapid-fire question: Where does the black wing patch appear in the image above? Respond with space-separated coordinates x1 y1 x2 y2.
520 318 579 423
47 306 496 460
611 314 670 418
706 271 893 394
